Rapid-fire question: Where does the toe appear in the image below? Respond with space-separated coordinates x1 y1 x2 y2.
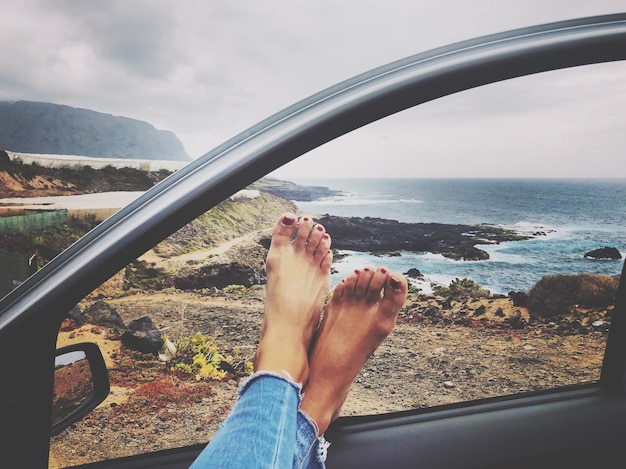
319 248 333 273
380 274 408 319
354 266 375 297
314 233 332 266
306 224 326 256
343 270 360 297
294 216 314 251
365 267 389 303
270 213 298 249
330 279 346 304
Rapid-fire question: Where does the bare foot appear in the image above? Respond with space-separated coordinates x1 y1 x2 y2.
300 266 407 434
254 213 333 384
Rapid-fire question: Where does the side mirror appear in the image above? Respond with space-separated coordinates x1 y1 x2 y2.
51 342 110 436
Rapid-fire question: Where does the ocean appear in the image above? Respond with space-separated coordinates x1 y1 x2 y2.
290 178 626 295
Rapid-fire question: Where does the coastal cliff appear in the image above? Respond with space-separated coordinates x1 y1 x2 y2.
0 101 190 161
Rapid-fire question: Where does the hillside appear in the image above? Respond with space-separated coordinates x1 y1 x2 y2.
0 101 190 161
0 151 172 197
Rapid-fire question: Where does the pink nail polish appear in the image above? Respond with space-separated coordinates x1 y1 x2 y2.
354 269 360 275
380 268 388 274
282 216 295 226
322 234 329 239
317 225 324 231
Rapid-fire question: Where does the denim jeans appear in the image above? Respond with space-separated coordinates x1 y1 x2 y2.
190 372 328 468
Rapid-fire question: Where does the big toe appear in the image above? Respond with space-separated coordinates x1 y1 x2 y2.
270 212 298 249
380 274 408 319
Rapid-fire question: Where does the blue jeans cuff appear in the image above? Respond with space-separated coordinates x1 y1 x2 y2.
238 370 304 398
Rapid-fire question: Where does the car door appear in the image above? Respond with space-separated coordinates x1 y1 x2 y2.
1 13 625 469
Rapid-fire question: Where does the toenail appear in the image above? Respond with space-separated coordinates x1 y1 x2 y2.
303 217 310 222
389 277 401 290
317 225 324 231
354 269 360 275
322 234 329 239
364 267 370 271
380 268 387 274
282 216 295 225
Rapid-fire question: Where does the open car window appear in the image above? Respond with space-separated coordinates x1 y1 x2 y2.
46 60 625 467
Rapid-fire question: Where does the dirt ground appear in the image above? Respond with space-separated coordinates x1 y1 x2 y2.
49 289 608 468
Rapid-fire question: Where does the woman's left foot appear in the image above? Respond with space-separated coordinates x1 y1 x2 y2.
301 266 407 433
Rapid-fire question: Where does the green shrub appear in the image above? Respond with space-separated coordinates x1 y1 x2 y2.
223 284 247 295
407 284 421 294
527 273 618 318
173 333 253 380
437 277 490 299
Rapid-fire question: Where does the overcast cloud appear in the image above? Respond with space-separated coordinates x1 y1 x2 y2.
1 0 624 178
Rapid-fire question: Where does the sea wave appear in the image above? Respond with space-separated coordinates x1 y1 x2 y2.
307 195 423 207
501 221 561 240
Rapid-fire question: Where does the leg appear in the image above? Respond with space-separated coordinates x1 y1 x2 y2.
190 213 333 468
189 372 302 468
301 266 408 435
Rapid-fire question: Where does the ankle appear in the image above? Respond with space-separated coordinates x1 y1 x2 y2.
254 343 309 384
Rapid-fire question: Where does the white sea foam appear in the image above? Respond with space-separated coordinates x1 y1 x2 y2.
478 243 534 264
503 221 562 240
307 194 423 207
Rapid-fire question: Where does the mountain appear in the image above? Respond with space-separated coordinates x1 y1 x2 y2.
0 101 191 161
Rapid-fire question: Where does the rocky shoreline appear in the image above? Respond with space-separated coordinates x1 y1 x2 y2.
316 215 533 260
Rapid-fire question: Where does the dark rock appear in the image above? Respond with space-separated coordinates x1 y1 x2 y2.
404 268 423 279
508 291 528 307
175 262 263 290
80 300 125 329
494 308 505 318
474 305 486 316
507 310 525 329
584 246 622 260
121 316 163 354
67 304 82 324
317 215 530 261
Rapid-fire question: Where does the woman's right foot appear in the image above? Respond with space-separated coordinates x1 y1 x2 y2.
300 266 408 434
254 213 333 385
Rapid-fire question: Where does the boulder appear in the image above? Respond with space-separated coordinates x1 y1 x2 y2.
404 268 423 279
508 291 528 307
80 300 125 329
584 247 622 260
121 316 163 354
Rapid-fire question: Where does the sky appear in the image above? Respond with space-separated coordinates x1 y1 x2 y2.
1 1 625 179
